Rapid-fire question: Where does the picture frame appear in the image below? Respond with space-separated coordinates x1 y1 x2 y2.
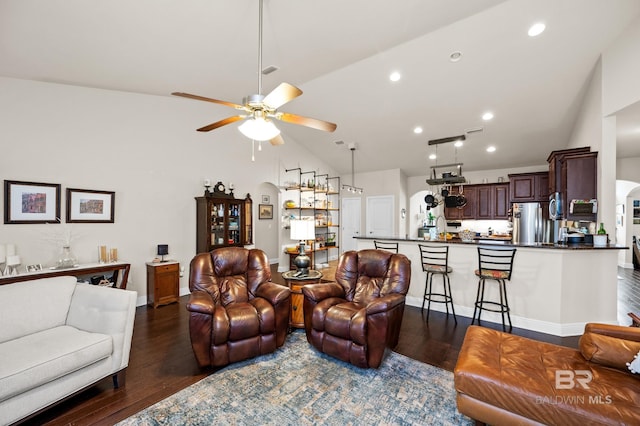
26 264 43 272
4 180 61 224
261 195 270 203
66 188 115 223
259 204 273 220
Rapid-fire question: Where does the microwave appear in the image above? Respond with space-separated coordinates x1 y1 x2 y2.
549 192 562 220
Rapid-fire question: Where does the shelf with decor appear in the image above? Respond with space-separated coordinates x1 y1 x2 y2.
284 169 340 269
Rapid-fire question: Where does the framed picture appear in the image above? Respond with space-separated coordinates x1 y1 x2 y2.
261 195 270 203
4 180 61 224
66 188 115 223
259 204 273 220
26 264 43 272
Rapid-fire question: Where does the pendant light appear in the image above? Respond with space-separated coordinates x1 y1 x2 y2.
341 144 363 194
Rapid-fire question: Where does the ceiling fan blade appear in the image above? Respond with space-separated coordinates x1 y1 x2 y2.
262 83 303 109
197 115 245 132
277 112 337 133
269 134 285 146
172 92 246 110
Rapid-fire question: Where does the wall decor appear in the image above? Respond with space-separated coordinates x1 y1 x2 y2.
66 188 115 223
634 200 640 225
4 180 61 224
259 204 273 220
26 264 43 272
261 195 270 203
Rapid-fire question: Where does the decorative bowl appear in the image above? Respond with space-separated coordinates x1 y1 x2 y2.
459 229 475 242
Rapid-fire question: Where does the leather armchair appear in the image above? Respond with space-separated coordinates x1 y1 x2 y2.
302 249 411 368
187 247 291 367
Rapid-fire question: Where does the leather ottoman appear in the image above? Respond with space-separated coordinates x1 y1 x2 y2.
454 325 640 425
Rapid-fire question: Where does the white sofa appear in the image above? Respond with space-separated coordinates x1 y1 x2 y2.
0 276 137 425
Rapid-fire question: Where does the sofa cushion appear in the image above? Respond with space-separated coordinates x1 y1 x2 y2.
0 276 77 344
0 325 112 402
580 331 640 372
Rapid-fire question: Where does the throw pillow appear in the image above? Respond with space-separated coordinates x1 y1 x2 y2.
627 350 640 374
579 331 640 372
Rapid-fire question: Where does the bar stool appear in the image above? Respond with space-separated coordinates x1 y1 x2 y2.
374 241 398 253
473 246 517 332
418 244 456 323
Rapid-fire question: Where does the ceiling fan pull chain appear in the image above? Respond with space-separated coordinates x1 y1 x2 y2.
251 139 256 162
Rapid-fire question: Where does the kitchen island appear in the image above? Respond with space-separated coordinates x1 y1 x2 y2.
356 236 627 336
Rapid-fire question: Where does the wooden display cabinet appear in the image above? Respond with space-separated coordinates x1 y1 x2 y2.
195 183 253 253
146 261 180 308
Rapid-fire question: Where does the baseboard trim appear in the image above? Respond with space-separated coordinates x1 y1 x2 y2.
405 296 593 337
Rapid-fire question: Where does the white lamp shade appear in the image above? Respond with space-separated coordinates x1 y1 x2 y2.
290 219 315 240
238 117 281 141
0 244 5 263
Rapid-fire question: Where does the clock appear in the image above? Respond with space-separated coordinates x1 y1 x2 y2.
213 181 226 194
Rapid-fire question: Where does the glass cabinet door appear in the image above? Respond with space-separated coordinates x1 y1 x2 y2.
228 202 241 244
211 202 226 246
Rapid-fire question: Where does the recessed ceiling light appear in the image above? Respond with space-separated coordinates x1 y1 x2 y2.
528 22 546 37
454 141 463 148
429 154 437 160
449 51 463 62
389 71 401 82
414 126 423 134
482 112 494 121
486 146 496 153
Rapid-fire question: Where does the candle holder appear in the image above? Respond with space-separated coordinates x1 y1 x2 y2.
6 255 21 276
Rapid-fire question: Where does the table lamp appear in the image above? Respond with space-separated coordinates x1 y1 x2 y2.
290 219 315 277
157 244 169 262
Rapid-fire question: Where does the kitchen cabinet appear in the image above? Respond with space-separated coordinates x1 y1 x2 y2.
444 185 476 220
509 172 549 203
547 148 597 221
444 183 508 220
561 152 598 221
547 147 591 194
195 185 253 253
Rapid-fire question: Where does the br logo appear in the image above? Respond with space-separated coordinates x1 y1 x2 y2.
555 370 593 389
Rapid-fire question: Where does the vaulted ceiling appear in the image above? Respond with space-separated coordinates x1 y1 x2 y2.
1 0 639 175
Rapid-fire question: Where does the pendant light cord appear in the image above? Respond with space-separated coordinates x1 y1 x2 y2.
258 0 263 95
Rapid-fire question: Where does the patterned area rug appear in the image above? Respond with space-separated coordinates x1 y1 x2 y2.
118 331 472 425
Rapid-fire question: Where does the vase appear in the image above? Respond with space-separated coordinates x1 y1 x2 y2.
58 245 77 268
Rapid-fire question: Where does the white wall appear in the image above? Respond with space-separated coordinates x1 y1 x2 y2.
0 77 337 304
602 16 640 116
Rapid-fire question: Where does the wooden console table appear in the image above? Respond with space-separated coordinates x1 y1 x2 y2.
282 269 323 329
0 262 131 289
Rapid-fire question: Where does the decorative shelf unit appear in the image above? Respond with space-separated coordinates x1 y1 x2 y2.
284 169 340 269
195 184 253 253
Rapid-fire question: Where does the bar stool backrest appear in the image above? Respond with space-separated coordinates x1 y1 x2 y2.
374 241 399 254
477 247 517 281
418 244 449 271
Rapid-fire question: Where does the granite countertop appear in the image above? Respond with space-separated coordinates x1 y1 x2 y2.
355 235 627 250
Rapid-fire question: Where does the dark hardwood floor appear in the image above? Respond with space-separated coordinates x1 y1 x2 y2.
23 264 639 426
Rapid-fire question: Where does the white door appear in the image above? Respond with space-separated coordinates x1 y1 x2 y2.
341 197 361 253
366 195 394 237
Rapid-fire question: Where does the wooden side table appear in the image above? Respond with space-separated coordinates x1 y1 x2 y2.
146 261 180 308
282 270 323 329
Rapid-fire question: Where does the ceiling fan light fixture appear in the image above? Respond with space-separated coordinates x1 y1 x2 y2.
238 117 280 141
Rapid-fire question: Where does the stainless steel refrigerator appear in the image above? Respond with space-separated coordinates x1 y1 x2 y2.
512 202 554 244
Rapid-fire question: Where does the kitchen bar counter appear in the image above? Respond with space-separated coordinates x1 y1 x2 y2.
356 236 627 336
357 235 625 250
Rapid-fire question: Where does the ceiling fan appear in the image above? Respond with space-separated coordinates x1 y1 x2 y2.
172 0 337 145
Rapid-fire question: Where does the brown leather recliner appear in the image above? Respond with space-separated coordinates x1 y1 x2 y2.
302 249 411 368
186 247 291 368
